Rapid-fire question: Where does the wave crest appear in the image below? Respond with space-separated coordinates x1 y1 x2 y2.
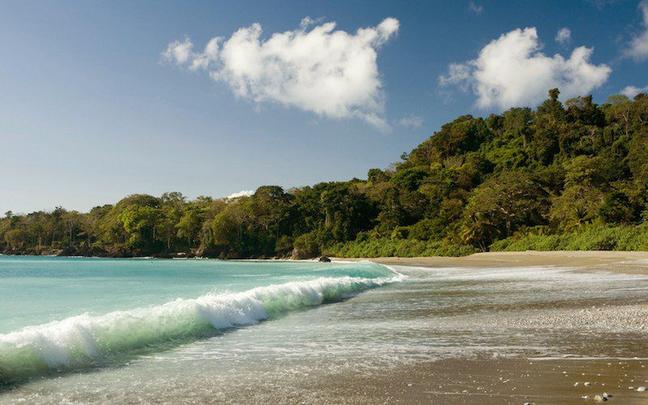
0 274 401 385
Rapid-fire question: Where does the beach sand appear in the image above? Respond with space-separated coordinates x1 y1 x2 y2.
296 357 648 404
324 251 648 404
341 250 648 273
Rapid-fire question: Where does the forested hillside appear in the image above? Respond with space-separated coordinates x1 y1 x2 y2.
3 89 648 258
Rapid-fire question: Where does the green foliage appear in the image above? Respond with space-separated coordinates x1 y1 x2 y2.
492 223 648 252
599 192 634 224
390 167 428 191
460 171 548 249
325 238 475 258
292 232 322 259
2 88 648 258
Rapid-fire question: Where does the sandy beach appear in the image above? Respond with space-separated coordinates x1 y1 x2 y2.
340 250 648 273
294 357 648 404
327 251 648 404
240 252 648 404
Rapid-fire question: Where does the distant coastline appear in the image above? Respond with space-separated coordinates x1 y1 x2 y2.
3 91 648 260
349 250 648 272
4 250 648 273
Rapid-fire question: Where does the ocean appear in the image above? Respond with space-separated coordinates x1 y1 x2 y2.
4 256 648 403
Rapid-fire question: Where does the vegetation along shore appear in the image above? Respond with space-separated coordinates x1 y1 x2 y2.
2 89 648 259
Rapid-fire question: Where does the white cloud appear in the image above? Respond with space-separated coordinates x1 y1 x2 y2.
162 38 193 64
188 37 221 70
164 18 399 130
625 0 648 60
555 27 571 44
438 63 472 89
621 84 648 98
468 1 484 14
397 114 423 129
439 27 611 110
225 190 254 199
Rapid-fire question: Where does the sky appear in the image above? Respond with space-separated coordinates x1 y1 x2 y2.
1 0 647 214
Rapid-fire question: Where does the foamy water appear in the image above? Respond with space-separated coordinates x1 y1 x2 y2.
0 258 399 386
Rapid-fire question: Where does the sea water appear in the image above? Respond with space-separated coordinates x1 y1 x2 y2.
0 257 399 387
4 257 648 403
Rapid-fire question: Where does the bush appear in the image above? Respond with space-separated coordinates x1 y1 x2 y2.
491 223 648 252
292 232 321 259
323 237 475 258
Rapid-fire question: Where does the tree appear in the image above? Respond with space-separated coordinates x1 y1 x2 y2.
176 206 203 248
320 183 377 243
4 228 27 251
461 171 548 249
158 192 186 251
599 191 635 224
537 88 566 121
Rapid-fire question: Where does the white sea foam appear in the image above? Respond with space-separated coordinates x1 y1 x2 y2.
0 274 402 383
390 265 648 283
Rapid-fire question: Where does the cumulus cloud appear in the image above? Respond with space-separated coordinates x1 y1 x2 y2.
438 63 472 89
225 190 254 199
163 38 194 64
468 1 484 14
163 17 399 130
438 27 611 110
555 27 571 44
621 84 648 98
625 0 648 60
397 114 423 129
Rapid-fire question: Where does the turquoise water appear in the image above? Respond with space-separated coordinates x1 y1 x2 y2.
5 258 648 403
0 256 398 385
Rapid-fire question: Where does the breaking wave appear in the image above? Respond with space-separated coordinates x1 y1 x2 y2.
0 272 402 385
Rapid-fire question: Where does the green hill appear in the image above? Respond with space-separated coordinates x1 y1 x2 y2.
3 89 648 258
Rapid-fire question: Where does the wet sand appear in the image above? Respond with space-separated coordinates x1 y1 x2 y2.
326 252 648 404
306 357 648 404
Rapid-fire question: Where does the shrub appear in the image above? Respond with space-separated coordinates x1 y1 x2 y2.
292 232 321 259
324 237 475 258
491 223 648 252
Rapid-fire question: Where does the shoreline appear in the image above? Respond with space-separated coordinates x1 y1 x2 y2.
7 250 648 276
4 252 648 403
6 249 648 264
334 252 648 404
7 250 648 277
334 250 648 274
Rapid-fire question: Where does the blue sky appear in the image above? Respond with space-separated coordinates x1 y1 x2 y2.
1 0 647 213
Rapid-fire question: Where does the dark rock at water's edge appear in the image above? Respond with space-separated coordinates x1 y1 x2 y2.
318 256 331 262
